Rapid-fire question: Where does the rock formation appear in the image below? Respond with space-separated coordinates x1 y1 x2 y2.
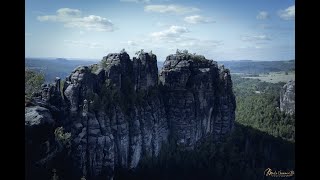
25 51 236 180
280 80 295 115
159 53 235 147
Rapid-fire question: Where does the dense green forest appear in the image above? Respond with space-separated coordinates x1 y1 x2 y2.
233 75 295 142
116 124 294 180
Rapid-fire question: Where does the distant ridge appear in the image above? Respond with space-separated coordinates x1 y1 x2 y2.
25 58 98 82
217 60 295 74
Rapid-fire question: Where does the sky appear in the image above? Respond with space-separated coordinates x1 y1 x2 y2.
25 0 295 61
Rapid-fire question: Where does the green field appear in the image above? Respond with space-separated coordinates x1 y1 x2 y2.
242 71 295 83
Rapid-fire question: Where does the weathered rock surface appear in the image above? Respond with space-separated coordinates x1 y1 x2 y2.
25 51 236 179
25 106 54 127
280 80 295 115
159 54 236 147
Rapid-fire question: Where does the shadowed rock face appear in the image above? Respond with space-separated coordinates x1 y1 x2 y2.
159 54 235 147
280 80 295 115
25 51 236 179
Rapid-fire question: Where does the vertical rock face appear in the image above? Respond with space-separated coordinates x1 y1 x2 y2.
280 80 295 115
133 53 158 91
25 51 236 179
159 54 236 147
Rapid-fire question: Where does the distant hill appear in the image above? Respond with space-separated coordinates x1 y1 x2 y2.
25 58 98 82
157 61 164 71
217 60 295 74
25 57 294 82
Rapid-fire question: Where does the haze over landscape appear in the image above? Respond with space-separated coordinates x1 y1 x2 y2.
25 0 294 61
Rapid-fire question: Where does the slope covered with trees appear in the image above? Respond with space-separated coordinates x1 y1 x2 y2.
233 75 295 142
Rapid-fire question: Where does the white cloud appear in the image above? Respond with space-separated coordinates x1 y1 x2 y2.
241 34 271 41
256 11 269 20
120 0 151 3
127 40 138 46
147 27 223 55
184 15 214 24
177 38 223 48
37 8 82 22
239 45 263 49
150 25 189 40
144 4 199 14
279 5 295 20
64 40 104 49
38 8 115 32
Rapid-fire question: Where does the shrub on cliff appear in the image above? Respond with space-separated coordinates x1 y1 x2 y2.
25 69 45 97
54 127 71 149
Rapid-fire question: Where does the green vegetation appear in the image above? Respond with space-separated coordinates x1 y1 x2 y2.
135 49 144 56
175 49 206 62
54 127 71 149
233 74 295 142
115 123 294 180
25 68 45 97
120 48 126 54
90 64 99 73
243 71 295 83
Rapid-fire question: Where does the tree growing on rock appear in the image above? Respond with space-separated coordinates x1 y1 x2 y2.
120 48 126 53
54 127 71 150
25 69 45 97
183 49 188 54
135 49 145 56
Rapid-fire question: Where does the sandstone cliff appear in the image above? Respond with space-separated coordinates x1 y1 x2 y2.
280 80 295 115
25 51 236 180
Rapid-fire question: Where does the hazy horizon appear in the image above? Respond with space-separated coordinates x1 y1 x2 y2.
25 55 294 62
26 0 295 61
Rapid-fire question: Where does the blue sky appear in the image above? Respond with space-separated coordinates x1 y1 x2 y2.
25 0 295 61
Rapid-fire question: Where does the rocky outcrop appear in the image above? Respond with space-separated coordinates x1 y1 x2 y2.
25 51 236 180
159 54 235 147
280 80 295 115
133 53 158 91
25 106 54 127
